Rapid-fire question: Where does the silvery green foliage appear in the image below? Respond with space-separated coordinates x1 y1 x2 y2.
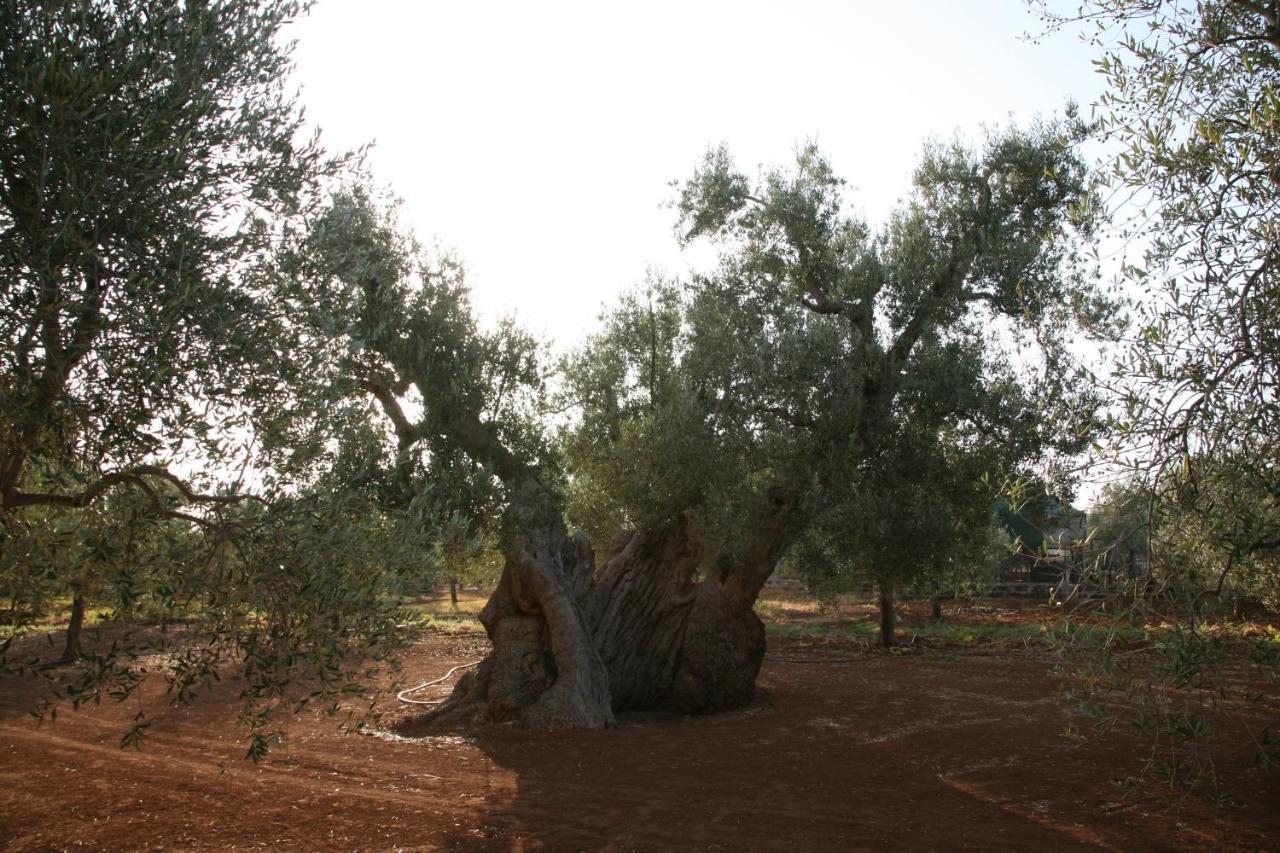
1030 3 1280 803
270 185 556 545
0 1 410 758
1037 1 1280 571
0 0 352 501
564 124 1106 588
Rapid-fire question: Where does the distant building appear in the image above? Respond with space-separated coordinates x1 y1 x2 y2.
994 494 1086 586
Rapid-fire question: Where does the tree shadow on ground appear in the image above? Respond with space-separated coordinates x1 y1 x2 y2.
390 647 1264 851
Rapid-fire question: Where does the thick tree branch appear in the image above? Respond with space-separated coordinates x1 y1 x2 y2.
359 377 420 450
798 290 847 315
7 465 253 512
885 268 956 372
718 483 804 608
792 238 849 316
1227 0 1280 48
435 401 529 488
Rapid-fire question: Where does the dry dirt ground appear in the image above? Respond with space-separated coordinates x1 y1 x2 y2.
2 600 1279 851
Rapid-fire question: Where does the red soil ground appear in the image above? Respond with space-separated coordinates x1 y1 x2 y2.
2 607 1278 851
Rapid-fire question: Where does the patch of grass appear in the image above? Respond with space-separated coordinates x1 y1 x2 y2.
761 616 1062 657
764 618 877 640
910 621 1050 647
1044 621 1152 651
401 590 489 634
0 598 119 638
408 613 484 635
405 589 489 618
1199 620 1280 645
2 589 494 642
754 591 1091 650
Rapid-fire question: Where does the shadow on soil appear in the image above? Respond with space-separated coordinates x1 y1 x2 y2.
384 642 1278 851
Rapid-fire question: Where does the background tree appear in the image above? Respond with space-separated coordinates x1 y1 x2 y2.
1081 477 1151 582
0 0 415 756
1034 0 1280 596
790 426 1015 647
1033 0 1280 802
0 0 348 514
432 512 505 606
272 187 615 729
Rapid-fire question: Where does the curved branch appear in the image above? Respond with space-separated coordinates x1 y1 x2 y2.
7 465 256 513
359 377 420 449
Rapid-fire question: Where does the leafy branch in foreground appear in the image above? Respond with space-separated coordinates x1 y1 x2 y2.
0 0 426 758
1031 0 1280 804
8 490 419 759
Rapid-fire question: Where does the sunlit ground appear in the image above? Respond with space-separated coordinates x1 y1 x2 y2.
401 587 490 633
7 585 1276 650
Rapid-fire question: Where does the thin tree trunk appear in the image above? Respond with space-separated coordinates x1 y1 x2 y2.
61 592 85 662
878 585 897 648
449 576 458 606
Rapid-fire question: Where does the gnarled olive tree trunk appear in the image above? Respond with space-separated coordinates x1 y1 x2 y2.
420 487 799 730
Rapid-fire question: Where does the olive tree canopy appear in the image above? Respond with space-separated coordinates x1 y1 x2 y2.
0 0 347 514
1035 0 1280 594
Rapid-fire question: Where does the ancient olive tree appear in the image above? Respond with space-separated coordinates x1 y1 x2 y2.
563 128 1102 658
301 122 1102 730
276 187 613 729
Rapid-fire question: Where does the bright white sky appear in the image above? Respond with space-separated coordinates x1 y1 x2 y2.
290 1 1103 350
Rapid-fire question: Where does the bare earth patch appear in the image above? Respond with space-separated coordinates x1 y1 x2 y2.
2 606 1278 850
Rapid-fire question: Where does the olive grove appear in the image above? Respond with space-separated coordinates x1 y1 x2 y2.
1 0 1117 747
286 125 1106 729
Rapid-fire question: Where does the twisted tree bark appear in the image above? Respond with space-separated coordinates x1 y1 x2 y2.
417 487 799 730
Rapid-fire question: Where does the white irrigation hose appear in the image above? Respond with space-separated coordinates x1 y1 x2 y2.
397 660 482 705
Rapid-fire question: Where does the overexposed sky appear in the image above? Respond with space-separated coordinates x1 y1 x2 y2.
290 1 1102 349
